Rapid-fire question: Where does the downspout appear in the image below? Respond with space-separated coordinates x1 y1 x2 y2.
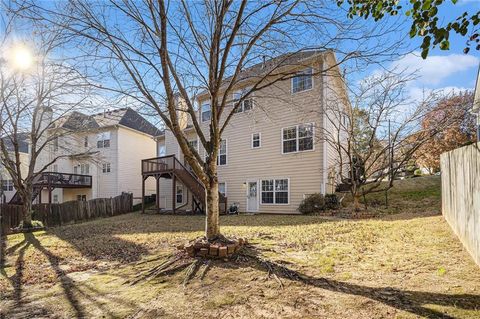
321 55 328 195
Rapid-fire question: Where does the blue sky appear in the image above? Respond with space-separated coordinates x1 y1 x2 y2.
366 0 480 99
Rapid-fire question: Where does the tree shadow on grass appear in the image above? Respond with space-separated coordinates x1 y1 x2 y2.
137 247 480 319
2 233 139 319
230 248 480 319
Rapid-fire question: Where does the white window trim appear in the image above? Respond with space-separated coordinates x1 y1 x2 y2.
291 67 314 94
201 101 211 123
260 177 290 206
217 138 227 166
218 182 227 197
281 123 315 154
251 132 261 149
176 184 185 205
233 88 254 113
102 163 111 173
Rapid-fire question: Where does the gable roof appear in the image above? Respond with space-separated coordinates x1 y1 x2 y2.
59 108 162 137
1 133 29 154
197 50 327 100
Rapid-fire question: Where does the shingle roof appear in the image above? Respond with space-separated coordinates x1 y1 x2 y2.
1 133 29 153
60 108 162 137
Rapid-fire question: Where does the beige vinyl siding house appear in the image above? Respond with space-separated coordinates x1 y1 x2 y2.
154 51 348 214
27 108 160 205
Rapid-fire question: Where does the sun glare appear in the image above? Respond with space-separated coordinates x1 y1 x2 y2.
9 45 34 71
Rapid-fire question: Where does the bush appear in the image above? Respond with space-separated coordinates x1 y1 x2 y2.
413 169 423 177
324 194 340 209
298 193 325 214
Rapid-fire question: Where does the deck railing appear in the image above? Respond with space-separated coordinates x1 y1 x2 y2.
36 172 92 188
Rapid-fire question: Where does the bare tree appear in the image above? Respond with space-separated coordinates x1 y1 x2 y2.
322 70 452 211
0 11 94 227
21 0 408 239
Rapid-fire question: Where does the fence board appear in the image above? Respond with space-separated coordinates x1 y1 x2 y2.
0 192 133 236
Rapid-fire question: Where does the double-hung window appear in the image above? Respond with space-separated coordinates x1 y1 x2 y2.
252 133 261 148
176 185 184 204
261 179 289 204
233 88 253 113
102 163 111 173
201 102 211 122
188 139 198 151
292 68 313 93
218 182 226 196
97 132 111 148
282 123 314 153
217 139 227 166
2 180 13 192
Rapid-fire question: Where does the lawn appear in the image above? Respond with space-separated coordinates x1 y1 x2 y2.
1 176 479 318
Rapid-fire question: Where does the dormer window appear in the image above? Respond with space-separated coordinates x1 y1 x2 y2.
292 68 313 93
201 102 211 122
233 88 253 113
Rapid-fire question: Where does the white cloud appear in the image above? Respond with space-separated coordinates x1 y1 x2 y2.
391 51 479 85
408 86 471 102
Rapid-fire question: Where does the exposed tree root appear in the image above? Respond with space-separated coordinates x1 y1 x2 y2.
127 245 311 289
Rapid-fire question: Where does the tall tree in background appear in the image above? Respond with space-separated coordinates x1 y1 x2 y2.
337 0 480 58
0 10 93 227
323 71 451 210
20 0 408 240
415 91 476 173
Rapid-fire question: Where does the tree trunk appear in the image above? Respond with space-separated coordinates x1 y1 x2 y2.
353 193 361 212
21 188 33 228
205 180 220 240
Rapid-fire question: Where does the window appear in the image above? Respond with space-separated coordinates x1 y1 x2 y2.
53 164 58 173
102 163 111 173
158 144 166 157
97 132 111 148
77 194 87 201
282 123 314 153
176 185 184 204
84 136 89 147
74 163 89 174
233 88 254 113
261 179 289 204
218 182 226 196
53 194 59 203
252 133 261 148
292 68 313 93
217 139 227 165
53 137 59 151
2 180 13 192
201 102 211 122
188 140 198 151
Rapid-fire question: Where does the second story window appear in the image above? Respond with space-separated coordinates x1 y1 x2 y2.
2 179 14 192
292 68 313 93
102 163 111 173
188 139 198 151
282 123 314 154
201 102 211 122
53 137 59 151
97 132 111 148
217 139 227 166
233 88 253 113
252 133 261 148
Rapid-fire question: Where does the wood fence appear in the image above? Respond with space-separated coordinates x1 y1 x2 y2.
0 192 133 236
440 142 480 266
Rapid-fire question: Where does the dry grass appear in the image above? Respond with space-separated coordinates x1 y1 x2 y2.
1 176 479 318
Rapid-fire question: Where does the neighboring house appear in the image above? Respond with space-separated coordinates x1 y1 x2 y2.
148 50 349 214
3 108 160 205
0 134 30 203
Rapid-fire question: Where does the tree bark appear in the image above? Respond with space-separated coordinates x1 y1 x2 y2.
21 189 33 228
353 193 361 212
205 179 220 240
